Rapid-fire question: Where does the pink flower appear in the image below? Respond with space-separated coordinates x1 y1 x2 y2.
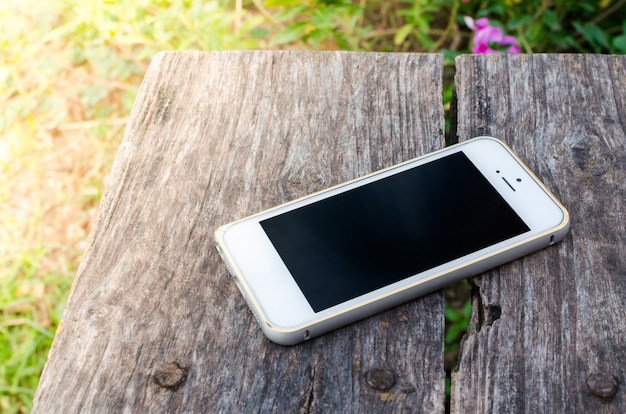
464 16 521 54
464 17 489 31
473 43 501 54
501 35 521 53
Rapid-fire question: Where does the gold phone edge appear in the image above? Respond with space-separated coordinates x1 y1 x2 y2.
214 137 571 335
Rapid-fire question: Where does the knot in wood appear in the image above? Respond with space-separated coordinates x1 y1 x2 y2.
586 373 618 399
153 362 187 390
365 367 396 391
568 132 612 176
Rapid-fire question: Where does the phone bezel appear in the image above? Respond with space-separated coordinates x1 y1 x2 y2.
215 137 569 339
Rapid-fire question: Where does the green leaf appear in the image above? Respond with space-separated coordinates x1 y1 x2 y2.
585 23 610 49
445 323 466 344
394 24 414 46
574 22 610 52
415 32 434 50
507 15 533 31
250 28 270 39
445 306 461 323
462 298 472 319
273 4 309 22
612 34 626 53
264 0 302 7
542 31 574 51
525 21 545 45
439 49 463 65
479 4 505 17
269 22 309 45
540 10 560 31
579 2 596 13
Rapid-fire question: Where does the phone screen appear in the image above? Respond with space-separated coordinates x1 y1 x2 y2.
261 151 530 312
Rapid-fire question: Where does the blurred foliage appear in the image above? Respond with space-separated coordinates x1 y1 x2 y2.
261 0 626 55
1 0 625 412
2 1 264 412
467 0 626 54
1 0 264 136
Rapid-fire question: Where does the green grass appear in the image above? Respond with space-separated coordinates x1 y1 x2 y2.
1 246 73 412
0 1 265 411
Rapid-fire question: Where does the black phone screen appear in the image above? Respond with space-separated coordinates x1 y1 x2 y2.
260 151 529 312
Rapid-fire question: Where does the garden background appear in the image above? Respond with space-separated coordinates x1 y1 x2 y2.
1 0 625 412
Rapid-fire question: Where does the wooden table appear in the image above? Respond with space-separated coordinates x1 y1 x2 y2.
33 52 625 413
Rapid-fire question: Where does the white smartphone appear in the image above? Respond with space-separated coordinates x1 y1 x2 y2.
215 137 570 345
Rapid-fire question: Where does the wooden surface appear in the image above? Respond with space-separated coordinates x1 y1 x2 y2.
451 54 626 412
32 51 446 413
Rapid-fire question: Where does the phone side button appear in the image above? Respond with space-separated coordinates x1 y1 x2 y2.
225 262 236 278
233 278 247 300
216 246 237 278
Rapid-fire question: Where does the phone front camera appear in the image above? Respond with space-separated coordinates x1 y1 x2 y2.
516 178 522 182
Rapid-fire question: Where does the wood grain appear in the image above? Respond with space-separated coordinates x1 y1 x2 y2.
452 54 626 413
33 51 446 413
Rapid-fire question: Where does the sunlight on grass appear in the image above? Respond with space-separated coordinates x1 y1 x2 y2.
1 1 128 411
1 1 264 410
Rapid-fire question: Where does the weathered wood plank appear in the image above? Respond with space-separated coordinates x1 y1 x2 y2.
33 51 446 413
452 54 626 413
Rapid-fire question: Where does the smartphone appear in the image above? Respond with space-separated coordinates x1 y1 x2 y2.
215 137 569 345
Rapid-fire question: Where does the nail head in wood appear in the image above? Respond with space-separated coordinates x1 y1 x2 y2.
586 373 618 399
153 362 187 391
365 367 396 391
